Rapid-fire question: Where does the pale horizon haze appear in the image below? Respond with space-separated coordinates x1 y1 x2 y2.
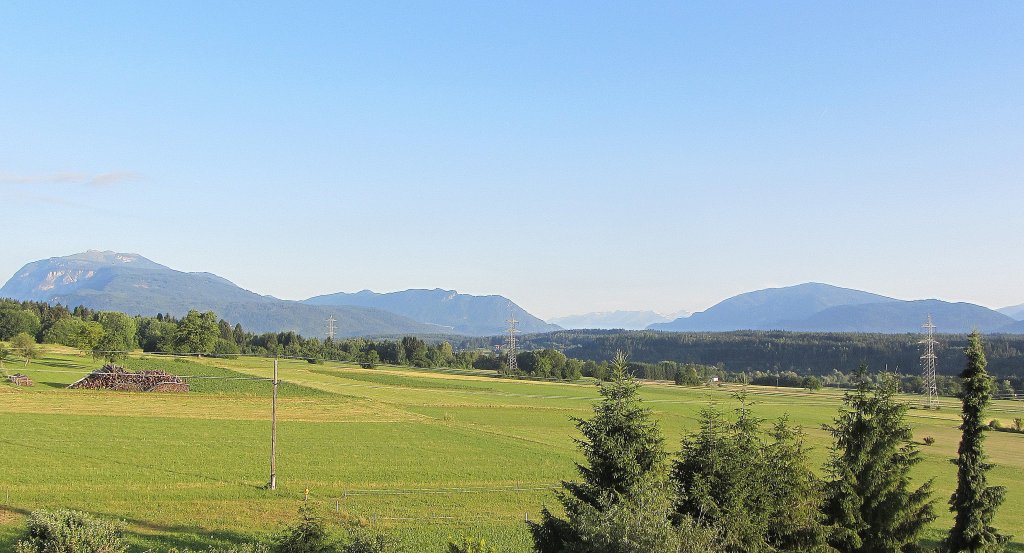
2 2 1022 320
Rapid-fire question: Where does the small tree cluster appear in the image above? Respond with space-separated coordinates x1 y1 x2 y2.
271 506 405 553
673 397 830 552
530 354 970 553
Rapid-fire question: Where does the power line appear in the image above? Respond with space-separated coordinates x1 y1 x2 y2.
505 304 518 374
920 314 939 409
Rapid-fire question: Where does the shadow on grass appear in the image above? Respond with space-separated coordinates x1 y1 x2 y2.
38 381 72 389
37 358 94 369
116 512 272 552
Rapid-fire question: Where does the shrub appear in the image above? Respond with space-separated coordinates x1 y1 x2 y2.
273 506 333 553
447 536 497 553
16 509 128 553
343 527 404 553
165 545 270 553
988 419 1003 430
922 436 935 446
1014 418 1023 433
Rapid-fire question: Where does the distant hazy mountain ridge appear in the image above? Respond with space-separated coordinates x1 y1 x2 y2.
304 288 559 336
999 303 1024 320
649 283 1017 334
549 310 682 330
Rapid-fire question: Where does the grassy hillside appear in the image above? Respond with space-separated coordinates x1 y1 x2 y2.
1 346 1022 551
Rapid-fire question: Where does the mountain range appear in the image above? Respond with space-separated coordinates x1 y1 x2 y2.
2 252 1022 337
0 251 548 337
648 283 1019 334
305 289 558 335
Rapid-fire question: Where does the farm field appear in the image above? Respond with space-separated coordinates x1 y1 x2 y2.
1 346 1023 552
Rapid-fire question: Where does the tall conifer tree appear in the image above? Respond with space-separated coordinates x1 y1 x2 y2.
948 331 1009 552
823 369 935 553
529 352 679 553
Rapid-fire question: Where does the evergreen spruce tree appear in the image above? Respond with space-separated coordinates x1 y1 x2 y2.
672 393 831 553
529 352 680 553
947 332 1009 552
823 369 935 553
764 417 833 552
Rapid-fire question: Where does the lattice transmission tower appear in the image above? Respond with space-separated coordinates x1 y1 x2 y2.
920 314 939 409
326 316 336 341
505 307 519 374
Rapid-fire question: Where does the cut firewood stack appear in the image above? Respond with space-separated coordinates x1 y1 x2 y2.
68 364 189 393
8 373 33 386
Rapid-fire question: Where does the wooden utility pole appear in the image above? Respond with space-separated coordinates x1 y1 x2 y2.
268 358 278 490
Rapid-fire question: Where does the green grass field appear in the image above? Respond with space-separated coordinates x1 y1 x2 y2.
1 346 1022 551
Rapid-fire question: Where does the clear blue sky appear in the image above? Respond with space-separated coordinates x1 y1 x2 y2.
2 1 1022 319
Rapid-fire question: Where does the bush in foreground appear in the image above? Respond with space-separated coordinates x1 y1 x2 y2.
272 505 406 553
447 536 497 553
342 527 405 553
273 506 333 553
16 509 129 553
165 545 269 553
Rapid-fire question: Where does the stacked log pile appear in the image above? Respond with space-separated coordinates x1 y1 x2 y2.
68 364 189 393
8 373 33 386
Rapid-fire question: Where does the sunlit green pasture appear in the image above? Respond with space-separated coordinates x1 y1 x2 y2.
1 346 1022 551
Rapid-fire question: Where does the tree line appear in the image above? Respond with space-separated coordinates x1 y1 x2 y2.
0 298 465 368
455 329 1024 378
3 298 1022 396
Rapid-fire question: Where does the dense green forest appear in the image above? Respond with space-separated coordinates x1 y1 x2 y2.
454 329 1024 378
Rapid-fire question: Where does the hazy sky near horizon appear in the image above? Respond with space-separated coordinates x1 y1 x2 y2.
2 2 1022 319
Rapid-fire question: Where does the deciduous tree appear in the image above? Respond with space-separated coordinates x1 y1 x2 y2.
0 307 41 340
12 332 39 368
94 312 138 361
173 310 219 354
